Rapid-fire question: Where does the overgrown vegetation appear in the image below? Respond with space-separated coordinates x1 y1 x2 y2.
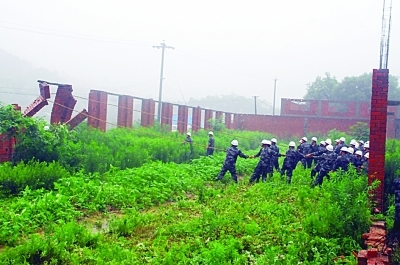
0 103 395 264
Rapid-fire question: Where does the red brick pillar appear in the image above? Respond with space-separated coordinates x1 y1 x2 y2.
88 90 108 131
51 85 77 124
117 95 134 128
39 83 50 99
161 102 173 128
0 104 20 162
177 105 189 133
140 99 155 127
216 111 223 120
225 113 232 129
204 109 213 130
369 69 389 212
232 114 240 129
192 107 201 132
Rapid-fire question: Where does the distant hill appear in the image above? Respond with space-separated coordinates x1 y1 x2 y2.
0 48 63 109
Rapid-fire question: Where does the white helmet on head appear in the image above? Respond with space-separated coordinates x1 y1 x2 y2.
289 141 296 147
265 140 272 145
350 139 357 146
340 137 346 142
261 139 268 145
358 140 364 144
364 142 370 148
320 141 325 145
364 152 369 159
271 138 277 143
231 140 238 146
355 150 363 156
301 137 308 142
325 139 332 145
186 132 191 136
311 137 317 142
326 145 334 152
347 147 354 154
340 146 348 153
335 139 340 143
208 131 213 135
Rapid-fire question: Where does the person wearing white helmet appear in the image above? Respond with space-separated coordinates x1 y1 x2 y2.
280 141 303 184
325 139 332 146
349 139 359 153
363 141 370 156
306 141 331 180
335 137 346 155
353 150 364 171
310 137 318 164
270 138 280 172
298 136 313 169
206 131 215 156
332 146 351 172
249 140 271 184
362 152 369 173
306 144 338 186
358 140 364 151
215 139 249 183
182 132 193 159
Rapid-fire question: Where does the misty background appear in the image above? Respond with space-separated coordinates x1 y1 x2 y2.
0 1 399 119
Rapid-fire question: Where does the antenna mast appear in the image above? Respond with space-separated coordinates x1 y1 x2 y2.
379 0 393 69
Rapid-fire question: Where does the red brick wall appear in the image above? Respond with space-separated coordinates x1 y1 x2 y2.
368 69 389 212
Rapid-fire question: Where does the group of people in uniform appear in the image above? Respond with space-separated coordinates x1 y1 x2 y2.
215 136 370 187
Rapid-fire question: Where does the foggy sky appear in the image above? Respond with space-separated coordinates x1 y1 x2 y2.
0 0 399 110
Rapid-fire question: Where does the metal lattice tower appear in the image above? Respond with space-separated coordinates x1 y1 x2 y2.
379 0 393 70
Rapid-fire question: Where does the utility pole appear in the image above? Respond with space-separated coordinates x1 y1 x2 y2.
253 96 258 114
273 77 278 116
153 40 174 122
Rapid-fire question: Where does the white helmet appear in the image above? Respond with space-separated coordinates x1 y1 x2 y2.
340 146 348 153
208 131 213 135
364 152 369 159
364 142 370 148
340 137 346 142
261 139 269 145
289 141 296 147
231 140 238 146
311 137 317 142
355 150 363 156
325 139 332 145
350 139 357 146
326 145 334 152
319 141 325 145
359 140 364 144
301 137 308 142
347 147 354 154
265 140 272 145
186 132 191 136
271 138 277 143
335 139 340 143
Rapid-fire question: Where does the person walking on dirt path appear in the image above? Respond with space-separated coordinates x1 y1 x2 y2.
215 140 249 183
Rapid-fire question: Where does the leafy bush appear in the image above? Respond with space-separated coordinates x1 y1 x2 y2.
0 160 70 197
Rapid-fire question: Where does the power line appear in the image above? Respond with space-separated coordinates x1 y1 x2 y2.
0 24 150 47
